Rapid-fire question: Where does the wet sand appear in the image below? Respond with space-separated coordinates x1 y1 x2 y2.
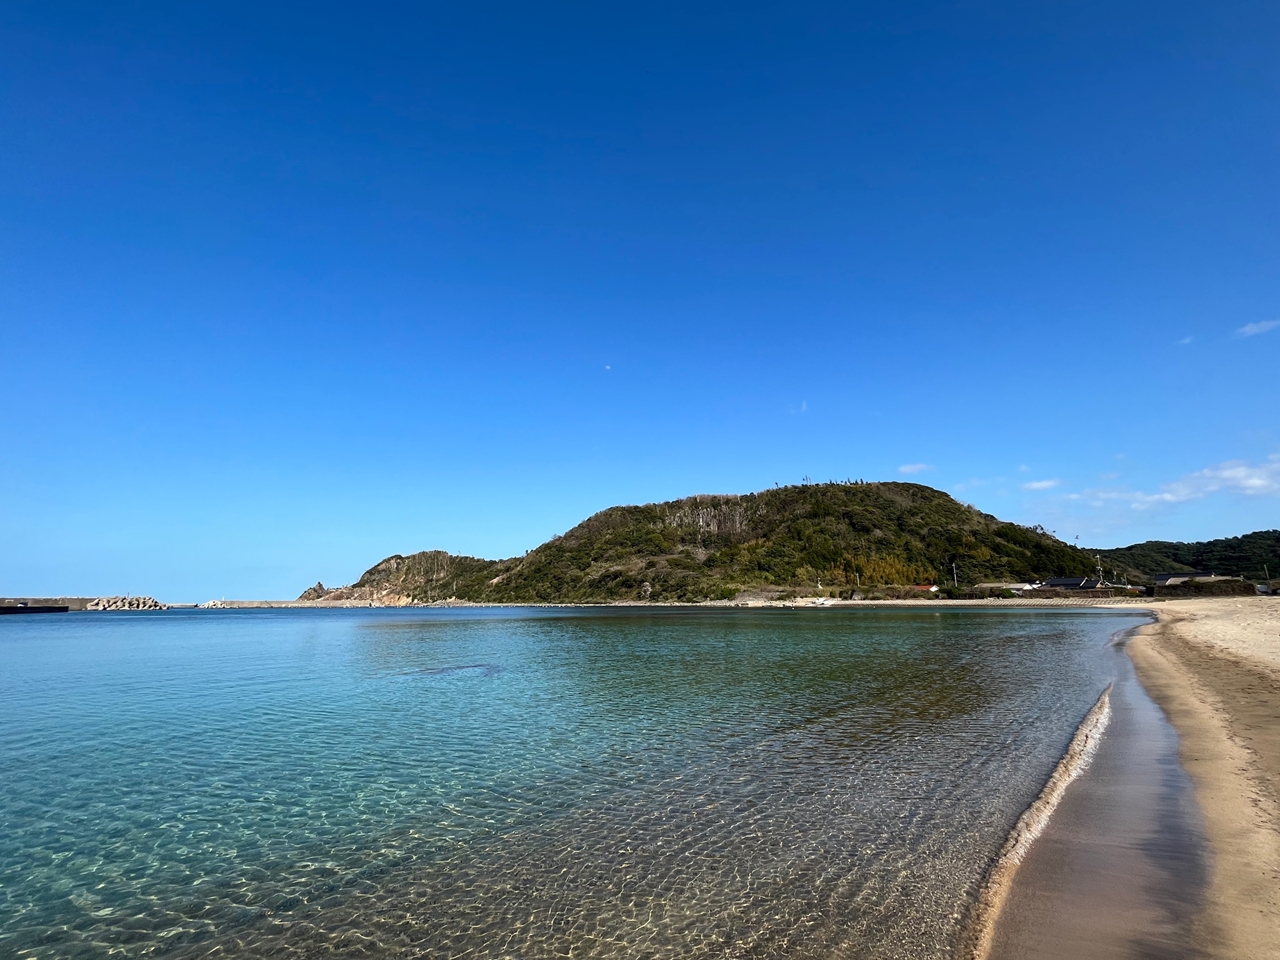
985 633 1209 959
983 598 1280 960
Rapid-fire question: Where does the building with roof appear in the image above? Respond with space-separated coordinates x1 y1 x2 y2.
1153 572 1241 587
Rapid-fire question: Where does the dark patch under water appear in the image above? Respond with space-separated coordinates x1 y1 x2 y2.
0 606 1144 958
408 662 502 678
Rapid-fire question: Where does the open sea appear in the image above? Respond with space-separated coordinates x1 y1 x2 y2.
0 606 1144 959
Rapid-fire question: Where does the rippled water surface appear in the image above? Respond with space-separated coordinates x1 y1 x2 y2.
0 607 1141 958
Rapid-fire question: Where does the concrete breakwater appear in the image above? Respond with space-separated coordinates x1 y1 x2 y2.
1 596 168 611
86 596 167 611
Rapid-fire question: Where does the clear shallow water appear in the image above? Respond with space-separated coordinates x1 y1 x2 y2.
0 607 1142 959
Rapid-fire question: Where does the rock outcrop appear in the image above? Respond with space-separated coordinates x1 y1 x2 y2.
297 582 329 601
294 581 420 606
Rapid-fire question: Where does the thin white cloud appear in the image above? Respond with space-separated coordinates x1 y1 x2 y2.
1063 454 1280 513
1130 454 1280 507
1236 320 1280 338
1018 453 1280 542
898 463 933 474
1175 336 1193 345
1023 479 1060 491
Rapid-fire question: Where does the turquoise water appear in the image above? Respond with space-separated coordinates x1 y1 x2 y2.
0 607 1141 958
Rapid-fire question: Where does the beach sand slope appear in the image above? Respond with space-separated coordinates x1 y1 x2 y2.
1128 598 1280 959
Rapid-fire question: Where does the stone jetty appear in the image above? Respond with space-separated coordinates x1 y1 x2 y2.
85 596 168 611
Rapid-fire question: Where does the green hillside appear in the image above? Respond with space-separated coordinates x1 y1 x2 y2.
326 482 1100 603
1096 530 1280 583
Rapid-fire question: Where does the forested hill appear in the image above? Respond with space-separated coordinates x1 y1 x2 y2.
306 482 1102 604
1097 530 1280 583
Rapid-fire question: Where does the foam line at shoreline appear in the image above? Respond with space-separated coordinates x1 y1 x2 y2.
961 684 1113 960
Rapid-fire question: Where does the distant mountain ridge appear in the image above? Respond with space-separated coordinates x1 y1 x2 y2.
1097 530 1280 583
304 481 1107 604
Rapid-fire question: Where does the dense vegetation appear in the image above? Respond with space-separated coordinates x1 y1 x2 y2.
321 482 1104 603
1096 530 1280 583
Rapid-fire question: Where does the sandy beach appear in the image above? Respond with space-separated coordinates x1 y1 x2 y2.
986 597 1280 959
1127 599 1280 958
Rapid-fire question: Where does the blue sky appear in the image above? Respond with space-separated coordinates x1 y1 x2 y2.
2 0 1278 601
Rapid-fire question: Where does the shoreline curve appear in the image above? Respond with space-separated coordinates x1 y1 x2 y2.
960 685 1113 960
1125 603 1280 958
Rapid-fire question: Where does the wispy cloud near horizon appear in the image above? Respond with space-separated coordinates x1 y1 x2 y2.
1015 455 1280 545
898 463 933 474
1023 479 1060 490
1130 454 1280 506
1236 320 1280 338
1065 454 1280 512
